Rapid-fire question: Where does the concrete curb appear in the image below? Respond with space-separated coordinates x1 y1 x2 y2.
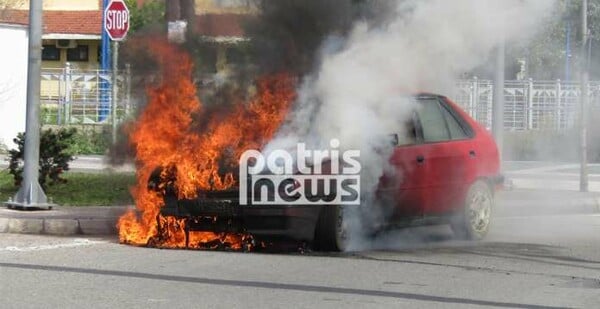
0 217 119 236
0 206 130 236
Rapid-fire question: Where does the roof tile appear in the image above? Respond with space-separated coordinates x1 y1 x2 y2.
0 10 102 35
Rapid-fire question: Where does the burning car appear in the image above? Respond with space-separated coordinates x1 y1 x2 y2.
144 93 502 251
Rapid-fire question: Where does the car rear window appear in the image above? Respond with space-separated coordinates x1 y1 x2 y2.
440 104 469 140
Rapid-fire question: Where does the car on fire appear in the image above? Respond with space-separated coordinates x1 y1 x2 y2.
151 94 502 251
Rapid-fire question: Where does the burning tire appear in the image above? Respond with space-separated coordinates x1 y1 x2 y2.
450 180 493 240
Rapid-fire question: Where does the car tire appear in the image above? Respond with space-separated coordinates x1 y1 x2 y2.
314 205 351 252
450 180 493 240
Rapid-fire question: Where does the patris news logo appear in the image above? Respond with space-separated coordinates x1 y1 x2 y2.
239 139 361 205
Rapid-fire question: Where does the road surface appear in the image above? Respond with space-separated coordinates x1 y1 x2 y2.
0 190 599 308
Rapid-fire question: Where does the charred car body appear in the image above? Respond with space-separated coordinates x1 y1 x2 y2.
150 94 502 251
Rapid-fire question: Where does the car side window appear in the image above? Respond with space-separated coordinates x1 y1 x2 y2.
440 105 468 140
395 117 418 146
416 99 450 143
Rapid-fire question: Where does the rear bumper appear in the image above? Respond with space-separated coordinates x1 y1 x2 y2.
160 198 321 241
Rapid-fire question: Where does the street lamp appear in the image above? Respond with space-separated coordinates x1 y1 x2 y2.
5 0 52 210
580 0 589 192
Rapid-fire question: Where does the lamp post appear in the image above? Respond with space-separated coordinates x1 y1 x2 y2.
492 39 505 164
5 0 52 210
580 0 589 192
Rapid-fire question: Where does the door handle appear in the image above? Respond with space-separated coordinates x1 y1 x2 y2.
416 155 425 164
469 150 476 157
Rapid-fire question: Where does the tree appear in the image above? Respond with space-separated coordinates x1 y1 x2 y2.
8 128 76 189
511 0 600 80
124 0 166 33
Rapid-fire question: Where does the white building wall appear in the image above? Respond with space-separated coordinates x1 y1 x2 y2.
0 24 27 150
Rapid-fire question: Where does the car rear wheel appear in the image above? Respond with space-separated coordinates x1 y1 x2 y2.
451 180 493 240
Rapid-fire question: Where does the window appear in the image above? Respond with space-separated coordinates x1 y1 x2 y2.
197 44 218 73
42 45 60 61
396 117 418 146
67 45 89 62
416 99 450 143
226 47 245 65
440 104 468 140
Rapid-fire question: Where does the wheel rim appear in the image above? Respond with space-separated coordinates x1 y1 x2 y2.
467 190 491 234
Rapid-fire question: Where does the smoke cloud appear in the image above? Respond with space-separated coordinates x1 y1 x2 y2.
265 0 557 250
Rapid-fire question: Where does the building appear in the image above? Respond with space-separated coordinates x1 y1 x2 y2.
185 0 254 78
0 0 103 70
0 23 27 148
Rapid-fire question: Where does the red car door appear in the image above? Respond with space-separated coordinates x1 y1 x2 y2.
379 111 425 219
386 142 428 218
416 97 476 215
383 96 476 221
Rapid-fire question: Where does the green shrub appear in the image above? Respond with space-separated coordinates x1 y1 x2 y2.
41 105 59 125
8 128 76 189
67 127 111 155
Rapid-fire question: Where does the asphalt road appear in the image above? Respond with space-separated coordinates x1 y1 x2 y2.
1 191 599 308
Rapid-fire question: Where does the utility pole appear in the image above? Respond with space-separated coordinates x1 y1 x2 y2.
580 0 589 192
492 40 505 164
166 0 191 43
5 0 52 210
165 0 181 22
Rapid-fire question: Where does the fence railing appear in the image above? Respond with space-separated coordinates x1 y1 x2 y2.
39 67 600 132
451 78 600 131
41 63 131 126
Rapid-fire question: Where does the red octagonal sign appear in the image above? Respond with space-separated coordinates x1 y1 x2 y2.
104 0 130 41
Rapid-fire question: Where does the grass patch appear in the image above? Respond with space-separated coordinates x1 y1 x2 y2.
0 171 136 206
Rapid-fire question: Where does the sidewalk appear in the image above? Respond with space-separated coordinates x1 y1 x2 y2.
0 206 131 236
504 161 600 192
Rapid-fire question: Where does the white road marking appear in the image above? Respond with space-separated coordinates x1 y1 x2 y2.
0 239 108 252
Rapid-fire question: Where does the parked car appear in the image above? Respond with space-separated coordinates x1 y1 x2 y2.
154 94 503 251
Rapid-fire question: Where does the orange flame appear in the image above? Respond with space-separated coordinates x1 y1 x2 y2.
117 40 296 249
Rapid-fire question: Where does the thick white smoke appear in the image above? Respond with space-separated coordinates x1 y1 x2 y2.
265 0 557 250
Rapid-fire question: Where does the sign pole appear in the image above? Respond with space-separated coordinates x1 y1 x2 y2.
5 0 52 210
104 0 129 145
112 41 119 144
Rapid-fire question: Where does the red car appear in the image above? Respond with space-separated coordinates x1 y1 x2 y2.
315 94 502 251
157 94 502 251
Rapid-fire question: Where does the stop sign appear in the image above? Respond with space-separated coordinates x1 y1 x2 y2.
104 0 130 41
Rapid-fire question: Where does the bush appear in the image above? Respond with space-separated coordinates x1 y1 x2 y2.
67 126 111 155
8 128 76 189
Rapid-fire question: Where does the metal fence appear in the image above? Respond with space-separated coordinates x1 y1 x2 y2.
39 67 600 132
451 78 600 131
40 63 131 126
